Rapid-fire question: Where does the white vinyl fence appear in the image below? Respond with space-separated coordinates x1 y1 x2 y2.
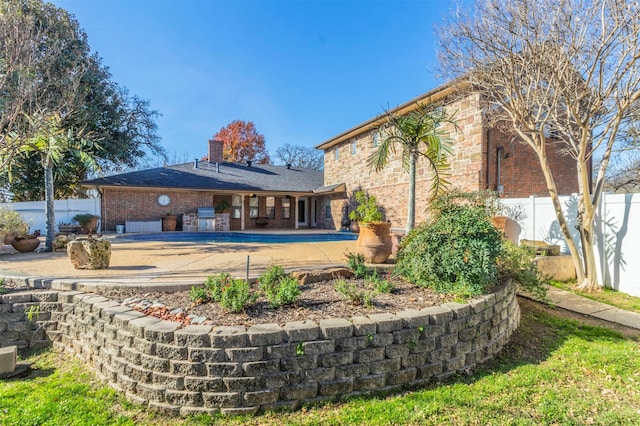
0 198 101 236
501 193 640 297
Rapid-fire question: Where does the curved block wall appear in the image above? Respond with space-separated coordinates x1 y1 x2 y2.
1 282 519 417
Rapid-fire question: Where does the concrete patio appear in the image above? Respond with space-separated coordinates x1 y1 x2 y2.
0 233 357 291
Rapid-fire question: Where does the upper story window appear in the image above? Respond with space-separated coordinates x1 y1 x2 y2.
372 131 380 147
334 147 339 161
351 140 357 155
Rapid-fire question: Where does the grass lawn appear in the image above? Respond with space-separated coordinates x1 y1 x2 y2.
1 299 639 425
550 280 640 314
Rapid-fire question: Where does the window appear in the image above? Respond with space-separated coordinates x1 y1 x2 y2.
372 131 380 147
266 197 275 219
249 196 259 218
231 194 242 219
351 140 357 155
325 199 332 219
334 147 339 161
282 197 291 219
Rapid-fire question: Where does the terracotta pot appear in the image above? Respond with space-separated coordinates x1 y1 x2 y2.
492 216 521 244
162 215 177 232
356 222 392 263
350 222 360 233
11 237 40 253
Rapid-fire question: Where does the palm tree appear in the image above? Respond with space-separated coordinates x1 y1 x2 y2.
368 103 456 234
20 112 98 251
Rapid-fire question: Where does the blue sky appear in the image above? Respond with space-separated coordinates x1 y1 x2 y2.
52 0 454 162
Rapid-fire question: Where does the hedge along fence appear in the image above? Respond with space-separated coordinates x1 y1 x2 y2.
0 282 520 417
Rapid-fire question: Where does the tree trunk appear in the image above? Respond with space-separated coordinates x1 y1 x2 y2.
574 155 600 292
44 160 55 252
533 144 586 283
406 153 417 234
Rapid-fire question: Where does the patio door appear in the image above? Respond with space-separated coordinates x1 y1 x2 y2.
297 197 308 227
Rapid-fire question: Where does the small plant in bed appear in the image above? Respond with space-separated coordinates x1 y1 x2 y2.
258 265 301 308
335 278 374 307
345 251 370 279
366 269 395 294
220 278 255 313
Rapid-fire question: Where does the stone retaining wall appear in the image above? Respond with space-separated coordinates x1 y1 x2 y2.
0 283 519 417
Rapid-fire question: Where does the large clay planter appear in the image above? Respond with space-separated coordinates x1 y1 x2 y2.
10 237 40 253
356 222 392 263
162 215 177 232
492 216 521 245
67 237 111 269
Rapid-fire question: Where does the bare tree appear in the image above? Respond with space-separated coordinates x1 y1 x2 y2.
438 0 640 292
274 144 324 170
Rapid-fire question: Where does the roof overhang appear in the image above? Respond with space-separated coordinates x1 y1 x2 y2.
315 78 470 151
313 183 346 194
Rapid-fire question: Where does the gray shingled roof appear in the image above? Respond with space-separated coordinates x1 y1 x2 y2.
83 161 325 193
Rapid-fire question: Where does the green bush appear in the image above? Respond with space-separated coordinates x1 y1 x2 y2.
270 276 302 308
189 286 209 303
345 251 370 279
499 241 548 300
204 273 231 302
220 278 254 313
0 206 28 238
367 270 395 293
335 279 374 307
395 192 503 297
259 265 301 308
348 190 383 224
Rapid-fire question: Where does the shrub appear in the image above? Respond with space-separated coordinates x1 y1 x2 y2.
0 207 28 240
334 279 373 307
220 278 254 313
259 265 301 308
0 278 6 295
205 273 232 302
499 241 548 300
270 276 302 308
366 270 395 294
189 286 209 303
395 192 503 298
345 251 370 279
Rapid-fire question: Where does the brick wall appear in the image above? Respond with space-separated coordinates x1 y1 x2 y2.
0 280 519 416
102 188 215 232
322 92 579 230
323 93 484 230
101 190 333 232
485 129 579 198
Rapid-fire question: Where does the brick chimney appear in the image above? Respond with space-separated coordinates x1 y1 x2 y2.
208 139 224 163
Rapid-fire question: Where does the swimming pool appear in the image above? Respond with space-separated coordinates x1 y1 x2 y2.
120 231 358 244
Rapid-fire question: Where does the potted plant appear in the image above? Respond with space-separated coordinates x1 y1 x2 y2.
162 212 177 232
215 199 230 214
349 190 392 263
11 230 41 253
72 214 99 234
0 206 29 246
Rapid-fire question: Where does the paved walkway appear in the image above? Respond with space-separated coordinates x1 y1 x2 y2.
2 235 640 331
541 285 640 330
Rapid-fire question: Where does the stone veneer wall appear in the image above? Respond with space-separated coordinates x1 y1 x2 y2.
0 283 519 417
